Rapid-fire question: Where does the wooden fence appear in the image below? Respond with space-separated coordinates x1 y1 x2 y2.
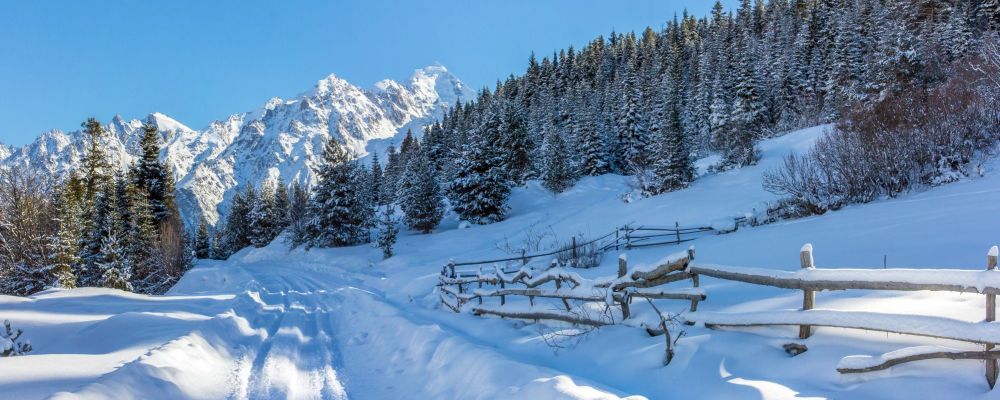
438 247 704 364
686 244 1000 389
443 223 715 272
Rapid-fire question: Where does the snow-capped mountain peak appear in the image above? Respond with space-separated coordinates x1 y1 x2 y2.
3 65 472 227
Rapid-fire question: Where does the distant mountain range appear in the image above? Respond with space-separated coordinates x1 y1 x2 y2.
0 64 473 227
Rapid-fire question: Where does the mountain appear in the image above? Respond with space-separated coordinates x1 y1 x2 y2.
0 64 474 226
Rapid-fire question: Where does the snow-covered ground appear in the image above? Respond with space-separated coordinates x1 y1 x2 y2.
4 125 1000 399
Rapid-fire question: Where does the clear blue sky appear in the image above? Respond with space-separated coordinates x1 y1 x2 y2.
0 0 736 145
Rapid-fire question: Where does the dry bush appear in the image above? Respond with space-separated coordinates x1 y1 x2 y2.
764 41 1000 215
0 167 59 295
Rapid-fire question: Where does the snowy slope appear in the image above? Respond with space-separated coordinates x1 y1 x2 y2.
0 65 474 226
3 125 999 399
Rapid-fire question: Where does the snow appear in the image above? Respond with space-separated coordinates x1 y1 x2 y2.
836 345 970 371
6 125 1000 398
686 309 1000 344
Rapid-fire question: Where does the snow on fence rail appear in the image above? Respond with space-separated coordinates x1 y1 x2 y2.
437 247 705 364
685 244 1000 389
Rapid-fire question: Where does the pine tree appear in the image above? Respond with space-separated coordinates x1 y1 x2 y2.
286 181 311 248
133 119 176 223
98 228 133 292
382 145 402 203
49 176 83 289
221 184 256 255
572 92 609 176
370 151 384 205
195 217 210 259
249 182 276 248
542 128 575 193
447 128 511 225
616 66 651 172
272 177 290 234
375 206 399 259
497 98 532 184
123 183 160 289
306 138 372 247
399 148 444 233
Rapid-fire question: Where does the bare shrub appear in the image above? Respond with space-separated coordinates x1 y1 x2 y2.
764 42 1000 216
0 167 59 295
555 234 602 269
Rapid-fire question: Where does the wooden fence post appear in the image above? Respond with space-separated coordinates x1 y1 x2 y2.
987 246 998 389
799 243 815 339
477 267 484 305
618 254 631 320
572 236 577 263
675 221 681 243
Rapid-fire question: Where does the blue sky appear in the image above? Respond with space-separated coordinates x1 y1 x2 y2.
0 0 735 145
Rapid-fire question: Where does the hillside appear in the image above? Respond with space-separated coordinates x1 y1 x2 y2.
2 125 998 399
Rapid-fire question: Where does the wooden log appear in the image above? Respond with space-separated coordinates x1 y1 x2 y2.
479 288 605 302
555 280 572 311
472 307 611 327
686 265 1000 294
439 293 460 313
838 350 1000 374
988 246 998 389
800 244 815 339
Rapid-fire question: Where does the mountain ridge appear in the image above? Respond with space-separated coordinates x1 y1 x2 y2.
0 65 474 227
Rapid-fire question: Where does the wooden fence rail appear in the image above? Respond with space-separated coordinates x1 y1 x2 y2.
685 243 1000 389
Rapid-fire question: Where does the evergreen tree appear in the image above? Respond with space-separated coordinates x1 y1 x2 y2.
249 182 276 248
133 119 176 223
370 151 384 205
195 217 210 259
221 184 256 255
306 138 372 247
98 228 133 292
399 148 444 233
272 177 290 234
49 177 83 289
541 128 575 193
375 206 399 259
447 129 511 225
286 181 311 248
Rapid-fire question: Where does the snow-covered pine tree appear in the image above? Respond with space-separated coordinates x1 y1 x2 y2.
375 206 399 259
370 151 384 205
221 184 256 255
123 183 160 290
541 125 575 193
306 138 372 247
616 60 651 173
382 144 402 204
272 177 290 235
210 223 226 259
497 98 532 184
133 119 176 223
447 107 512 225
399 148 444 233
249 182 276 248
286 180 310 248
49 176 84 289
195 217 210 259
98 228 133 292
